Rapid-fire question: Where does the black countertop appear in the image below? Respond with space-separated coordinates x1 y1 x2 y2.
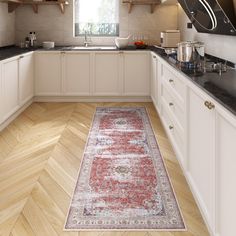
150 46 236 116
0 46 36 60
0 45 236 116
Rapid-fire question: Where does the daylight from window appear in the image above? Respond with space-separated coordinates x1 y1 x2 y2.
75 0 119 36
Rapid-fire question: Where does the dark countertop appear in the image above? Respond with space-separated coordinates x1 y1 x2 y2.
150 46 236 116
0 46 35 60
0 45 142 60
0 45 235 116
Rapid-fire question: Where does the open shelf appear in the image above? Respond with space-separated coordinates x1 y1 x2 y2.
4 0 69 14
122 0 161 14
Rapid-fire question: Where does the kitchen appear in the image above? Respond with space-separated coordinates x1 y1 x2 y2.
0 0 235 236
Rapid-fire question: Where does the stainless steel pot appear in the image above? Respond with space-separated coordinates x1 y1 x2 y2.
177 41 205 63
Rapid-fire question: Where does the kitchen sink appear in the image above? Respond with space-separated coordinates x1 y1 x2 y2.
63 46 117 50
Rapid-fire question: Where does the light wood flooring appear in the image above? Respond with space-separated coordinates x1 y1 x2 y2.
0 102 209 236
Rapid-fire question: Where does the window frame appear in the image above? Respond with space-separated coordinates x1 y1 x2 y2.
74 0 120 37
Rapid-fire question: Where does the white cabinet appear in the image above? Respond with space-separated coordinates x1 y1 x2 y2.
19 53 34 105
215 109 236 236
123 52 150 96
0 62 3 123
187 87 215 227
93 52 121 96
151 52 158 106
34 51 150 98
64 52 90 96
35 52 62 96
1 57 19 120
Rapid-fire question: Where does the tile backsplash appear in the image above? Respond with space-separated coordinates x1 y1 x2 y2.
0 3 15 47
15 0 178 46
178 4 236 63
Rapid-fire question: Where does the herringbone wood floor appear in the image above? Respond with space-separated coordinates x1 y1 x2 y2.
0 102 209 236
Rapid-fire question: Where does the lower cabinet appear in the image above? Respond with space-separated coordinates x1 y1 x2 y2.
93 52 121 96
19 53 34 105
0 53 34 127
215 110 236 236
151 52 158 106
64 52 90 95
34 51 150 98
155 55 236 236
1 57 19 121
35 52 62 96
123 52 150 96
188 87 215 228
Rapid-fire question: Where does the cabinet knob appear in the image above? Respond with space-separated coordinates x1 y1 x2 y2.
19 56 24 59
169 102 174 107
204 101 215 110
153 56 156 59
61 51 66 54
169 125 174 130
169 79 174 83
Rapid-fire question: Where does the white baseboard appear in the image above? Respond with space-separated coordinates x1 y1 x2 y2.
0 99 33 132
34 96 152 103
0 96 151 132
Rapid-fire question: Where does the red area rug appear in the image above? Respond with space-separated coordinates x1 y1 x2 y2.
65 107 186 230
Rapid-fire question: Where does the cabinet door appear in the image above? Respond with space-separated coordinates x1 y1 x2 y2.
19 53 34 104
35 52 61 96
64 53 90 95
93 52 120 96
188 88 215 226
0 63 3 123
216 110 236 236
151 53 157 104
123 52 150 96
2 58 19 120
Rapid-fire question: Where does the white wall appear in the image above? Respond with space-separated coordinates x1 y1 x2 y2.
178 4 236 63
0 2 15 47
15 0 178 46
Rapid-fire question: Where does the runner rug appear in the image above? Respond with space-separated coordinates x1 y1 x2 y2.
65 107 185 231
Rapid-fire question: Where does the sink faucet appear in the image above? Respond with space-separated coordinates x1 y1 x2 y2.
84 31 91 47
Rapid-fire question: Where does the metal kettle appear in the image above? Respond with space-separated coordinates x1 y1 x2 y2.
177 41 205 63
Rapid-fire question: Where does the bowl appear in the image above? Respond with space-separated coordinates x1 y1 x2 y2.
42 41 55 49
115 37 129 49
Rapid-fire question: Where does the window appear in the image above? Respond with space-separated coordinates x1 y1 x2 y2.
74 0 119 37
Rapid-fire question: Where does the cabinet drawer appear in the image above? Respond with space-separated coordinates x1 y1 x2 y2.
161 102 184 157
162 85 185 129
162 65 185 102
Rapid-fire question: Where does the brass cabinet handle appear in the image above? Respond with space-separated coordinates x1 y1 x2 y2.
208 102 215 110
169 125 174 130
204 101 215 110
